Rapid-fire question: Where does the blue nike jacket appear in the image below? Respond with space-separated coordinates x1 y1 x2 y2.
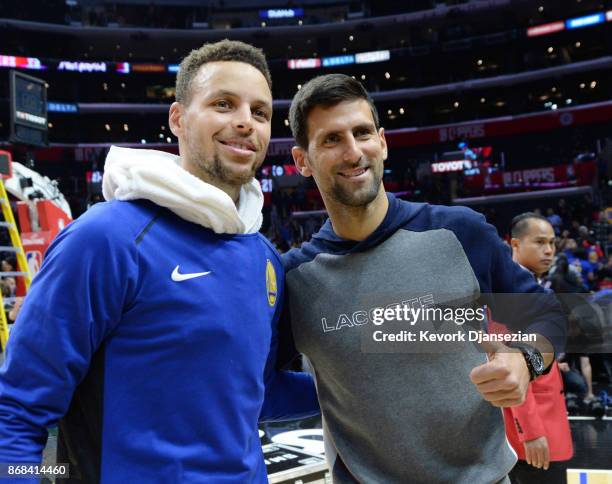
0 199 318 483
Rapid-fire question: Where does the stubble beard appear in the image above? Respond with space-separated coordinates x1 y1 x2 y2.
330 161 383 208
201 153 257 187
188 139 258 191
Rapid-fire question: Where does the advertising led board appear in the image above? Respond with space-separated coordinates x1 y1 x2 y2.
47 102 78 113
0 55 45 70
355 50 390 64
526 21 565 37
287 58 321 69
566 13 605 29
57 61 107 72
116 62 130 74
259 8 303 19
322 55 355 67
131 64 166 73
431 160 473 173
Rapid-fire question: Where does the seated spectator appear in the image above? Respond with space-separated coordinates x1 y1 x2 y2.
585 250 603 290
596 255 612 289
7 296 23 323
546 208 562 235
562 238 578 259
577 225 595 249
558 357 588 401
1 277 16 298
0 257 16 274
547 254 587 294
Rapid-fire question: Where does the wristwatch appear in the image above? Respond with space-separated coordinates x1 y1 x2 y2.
509 343 545 381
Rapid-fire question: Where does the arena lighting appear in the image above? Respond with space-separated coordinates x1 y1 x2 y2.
566 12 605 29
287 58 321 69
0 55 45 70
526 21 565 37
322 55 355 67
57 61 107 73
259 8 303 19
355 50 391 64
607 10 612 21
167 64 180 73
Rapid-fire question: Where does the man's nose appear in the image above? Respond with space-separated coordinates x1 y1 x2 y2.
343 135 362 163
232 105 254 133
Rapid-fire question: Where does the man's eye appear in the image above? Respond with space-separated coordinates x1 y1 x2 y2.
214 100 231 109
325 135 339 144
254 109 269 119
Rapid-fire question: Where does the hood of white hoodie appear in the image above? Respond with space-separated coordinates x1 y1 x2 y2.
102 146 263 234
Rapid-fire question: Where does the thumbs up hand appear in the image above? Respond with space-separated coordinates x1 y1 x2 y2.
469 339 530 408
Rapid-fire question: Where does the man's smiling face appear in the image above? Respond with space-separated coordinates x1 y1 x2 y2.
171 61 272 198
293 98 387 208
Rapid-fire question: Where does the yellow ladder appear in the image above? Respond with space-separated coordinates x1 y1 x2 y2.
0 180 31 352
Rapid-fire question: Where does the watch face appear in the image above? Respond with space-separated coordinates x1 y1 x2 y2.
530 353 545 374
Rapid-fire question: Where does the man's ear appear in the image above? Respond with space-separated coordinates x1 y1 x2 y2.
510 237 521 254
168 102 184 138
292 146 312 177
379 127 388 161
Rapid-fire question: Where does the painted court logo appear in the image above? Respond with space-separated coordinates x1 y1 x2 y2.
266 259 277 307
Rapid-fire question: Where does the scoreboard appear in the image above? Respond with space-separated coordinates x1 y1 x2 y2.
10 70 48 147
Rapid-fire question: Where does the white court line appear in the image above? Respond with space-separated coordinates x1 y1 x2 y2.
568 416 612 421
567 469 612 474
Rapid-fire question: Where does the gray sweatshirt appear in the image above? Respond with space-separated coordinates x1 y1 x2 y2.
282 194 566 483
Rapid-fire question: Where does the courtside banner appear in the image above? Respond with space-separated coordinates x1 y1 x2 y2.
462 161 597 194
385 101 612 147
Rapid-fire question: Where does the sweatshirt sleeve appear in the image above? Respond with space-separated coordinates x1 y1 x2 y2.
447 208 567 354
0 213 139 475
259 266 319 422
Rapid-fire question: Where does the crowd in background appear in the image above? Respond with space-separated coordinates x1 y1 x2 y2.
264 190 611 295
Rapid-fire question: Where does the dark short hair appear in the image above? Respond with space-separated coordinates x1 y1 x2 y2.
511 212 553 238
175 39 272 105
289 73 380 149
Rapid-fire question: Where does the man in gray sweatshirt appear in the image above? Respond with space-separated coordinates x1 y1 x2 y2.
281 74 566 483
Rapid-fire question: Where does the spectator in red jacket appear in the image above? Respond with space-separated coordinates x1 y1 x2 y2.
506 213 573 483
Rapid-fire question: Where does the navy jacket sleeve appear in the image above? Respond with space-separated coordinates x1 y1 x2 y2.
447 208 567 354
0 216 139 477
259 262 319 422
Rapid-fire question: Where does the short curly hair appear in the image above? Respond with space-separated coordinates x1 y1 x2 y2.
175 39 272 105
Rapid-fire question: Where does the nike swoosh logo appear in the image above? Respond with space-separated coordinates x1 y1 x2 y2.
171 265 211 282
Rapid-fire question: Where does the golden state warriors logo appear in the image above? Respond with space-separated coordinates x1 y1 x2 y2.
266 259 277 307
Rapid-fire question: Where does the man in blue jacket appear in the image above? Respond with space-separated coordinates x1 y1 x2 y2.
282 73 566 483
0 40 317 483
